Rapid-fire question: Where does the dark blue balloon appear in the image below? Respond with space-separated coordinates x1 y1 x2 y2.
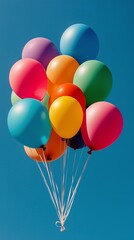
66 131 85 150
60 23 99 64
7 98 52 148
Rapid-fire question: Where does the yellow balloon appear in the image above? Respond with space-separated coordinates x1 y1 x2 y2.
49 96 83 138
46 55 79 87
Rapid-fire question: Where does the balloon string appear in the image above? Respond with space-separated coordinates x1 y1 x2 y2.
64 155 90 219
58 148 90 229
41 153 62 220
29 149 55 210
35 160 58 211
61 149 67 207
64 146 85 215
47 162 62 214
36 150 62 221
63 149 77 215
56 147 90 230
73 146 85 184
34 146 91 231
60 147 68 227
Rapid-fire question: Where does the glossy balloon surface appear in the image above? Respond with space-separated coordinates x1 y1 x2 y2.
9 58 47 100
74 60 112 106
7 98 52 148
49 96 83 138
81 101 123 150
60 23 99 63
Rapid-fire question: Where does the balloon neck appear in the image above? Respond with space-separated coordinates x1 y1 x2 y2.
46 155 52 161
61 138 66 141
40 145 46 150
88 149 93 155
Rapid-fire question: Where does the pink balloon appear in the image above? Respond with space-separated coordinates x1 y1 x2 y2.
81 101 123 151
9 58 47 100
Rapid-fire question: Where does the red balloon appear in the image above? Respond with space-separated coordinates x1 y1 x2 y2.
49 83 86 110
9 58 47 100
81 101 123 151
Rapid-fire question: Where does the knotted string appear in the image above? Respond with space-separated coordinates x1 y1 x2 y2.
34 146 91 232
55 219 65 232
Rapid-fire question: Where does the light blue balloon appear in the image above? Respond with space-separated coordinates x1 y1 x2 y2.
7 98 52 148
60 23 99 64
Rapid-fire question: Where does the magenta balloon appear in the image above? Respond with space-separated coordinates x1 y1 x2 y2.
9 58 47 100
22 37 59 69
81 101 123 151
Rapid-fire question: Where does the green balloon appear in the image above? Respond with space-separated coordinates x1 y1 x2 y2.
73 60 112 106
11 91 21 105
41 92 49 109
11 91 50 109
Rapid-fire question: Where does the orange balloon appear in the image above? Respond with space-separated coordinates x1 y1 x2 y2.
24 147 43 161
46 55 79 86
47 78 55 95
24 130 67 161
48 83 86 111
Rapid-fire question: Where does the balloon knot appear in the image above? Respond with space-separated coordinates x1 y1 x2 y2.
41 145 46 150
55 219 66 232
61 138 65 141
47 155 51 161
88 149 92 155
60 225 65 232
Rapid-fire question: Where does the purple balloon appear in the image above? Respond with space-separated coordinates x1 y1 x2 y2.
22 37 59 69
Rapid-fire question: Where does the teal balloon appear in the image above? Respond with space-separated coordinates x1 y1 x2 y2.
11 91 21 105
41 92 49 109
7 98 52 148
73 60 112 106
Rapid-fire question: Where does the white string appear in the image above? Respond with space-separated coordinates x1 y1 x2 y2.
64 155 90 219
35 146 91 232
61 149 67 215
37 150 61 221
57 147 90 228
35 161 58 212
63 146 85 215
47 162 62 217
73 146 86 183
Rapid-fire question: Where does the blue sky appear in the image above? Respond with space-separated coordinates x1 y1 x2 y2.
0 0 134 239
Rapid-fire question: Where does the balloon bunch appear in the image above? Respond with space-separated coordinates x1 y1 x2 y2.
7 23 124 231
7 23 123 158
